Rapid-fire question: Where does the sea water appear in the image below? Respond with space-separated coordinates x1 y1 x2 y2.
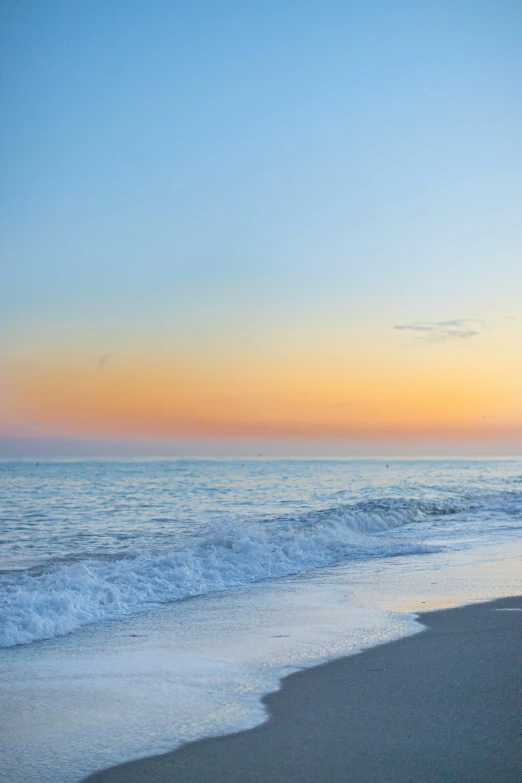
1 459 521 782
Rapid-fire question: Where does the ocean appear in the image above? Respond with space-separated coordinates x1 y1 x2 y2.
1 458 521 782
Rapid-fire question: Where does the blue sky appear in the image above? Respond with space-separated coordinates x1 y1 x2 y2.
1 1 521 455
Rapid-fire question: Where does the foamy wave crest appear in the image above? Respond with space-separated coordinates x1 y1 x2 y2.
0 498 456 647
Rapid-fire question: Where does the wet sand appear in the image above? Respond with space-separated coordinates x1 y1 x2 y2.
84 596 522 783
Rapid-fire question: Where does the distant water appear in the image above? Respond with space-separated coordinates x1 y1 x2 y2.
1 458 522 648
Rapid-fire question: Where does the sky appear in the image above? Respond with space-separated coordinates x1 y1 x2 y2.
1 0 521 457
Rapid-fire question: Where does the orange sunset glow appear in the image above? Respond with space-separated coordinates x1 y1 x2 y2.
3 326 522 448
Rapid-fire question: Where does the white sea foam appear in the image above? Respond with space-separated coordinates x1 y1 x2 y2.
0 498 456 647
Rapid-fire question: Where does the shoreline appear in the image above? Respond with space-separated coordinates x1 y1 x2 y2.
83 595 522 783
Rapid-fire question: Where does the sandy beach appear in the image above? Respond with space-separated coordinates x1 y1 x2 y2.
83 595 522 783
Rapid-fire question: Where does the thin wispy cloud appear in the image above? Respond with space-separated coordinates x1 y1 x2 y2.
97 354 116 371
394 320 480 343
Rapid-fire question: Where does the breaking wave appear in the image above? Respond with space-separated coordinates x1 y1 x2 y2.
0 497 459 647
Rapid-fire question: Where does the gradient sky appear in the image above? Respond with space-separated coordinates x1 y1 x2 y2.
1 0 521 456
